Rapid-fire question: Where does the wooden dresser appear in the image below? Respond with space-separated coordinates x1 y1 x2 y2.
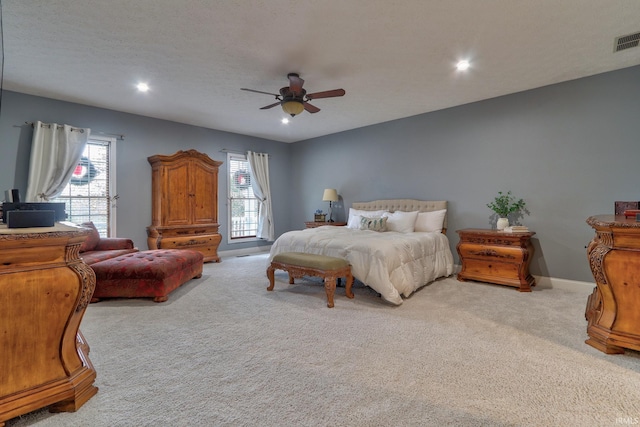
0 223 98 426
585 215 640 354
147 150 223 262
456 228 536 292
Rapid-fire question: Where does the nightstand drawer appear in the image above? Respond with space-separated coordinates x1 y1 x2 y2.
461 259 520 280
457 243 523 263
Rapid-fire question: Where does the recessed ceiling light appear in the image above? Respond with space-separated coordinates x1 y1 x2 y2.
281 118 290 124
456 60 470 71
136 82 150 92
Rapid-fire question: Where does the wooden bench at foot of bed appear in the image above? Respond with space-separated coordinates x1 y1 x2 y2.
267 252 354 308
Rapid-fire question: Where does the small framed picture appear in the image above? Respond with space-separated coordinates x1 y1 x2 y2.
615 201 640 215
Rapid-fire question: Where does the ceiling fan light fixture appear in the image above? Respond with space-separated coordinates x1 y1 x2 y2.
282 100 304 117
243 73 343 116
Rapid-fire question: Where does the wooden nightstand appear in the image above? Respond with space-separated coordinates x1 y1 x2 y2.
304 221 346 228
456 228 536 292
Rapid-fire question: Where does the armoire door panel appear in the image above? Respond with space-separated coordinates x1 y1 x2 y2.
164 162 191 225
191 161 217 224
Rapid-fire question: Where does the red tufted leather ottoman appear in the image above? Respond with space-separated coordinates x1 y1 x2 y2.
90 249 204 303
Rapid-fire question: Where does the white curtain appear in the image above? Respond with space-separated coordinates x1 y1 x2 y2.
247 151 274 241
25 121 91 202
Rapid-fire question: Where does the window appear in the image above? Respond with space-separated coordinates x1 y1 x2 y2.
52 136 116 237
228 153 259 241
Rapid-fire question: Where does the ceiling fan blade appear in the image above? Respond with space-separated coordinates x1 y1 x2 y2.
288 73 305 95
306 89 346 100
241 88 280 97
303 102 320 113
260 102 281 110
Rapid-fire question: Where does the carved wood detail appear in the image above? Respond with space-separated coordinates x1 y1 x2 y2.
69 261 97 313
588 243 610 285
468 249 516 259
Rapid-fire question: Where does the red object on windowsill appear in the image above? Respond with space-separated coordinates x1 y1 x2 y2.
623 210 640 218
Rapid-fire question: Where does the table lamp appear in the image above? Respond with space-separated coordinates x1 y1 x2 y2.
322 189 339 222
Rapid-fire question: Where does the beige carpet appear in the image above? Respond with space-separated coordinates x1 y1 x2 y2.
7 253 640 427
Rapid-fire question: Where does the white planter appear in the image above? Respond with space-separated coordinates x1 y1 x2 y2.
496 217 509 230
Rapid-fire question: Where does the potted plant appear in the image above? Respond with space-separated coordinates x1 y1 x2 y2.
487 191 527 230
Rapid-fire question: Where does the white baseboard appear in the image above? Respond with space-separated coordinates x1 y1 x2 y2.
218 245 272 258
452 264 594 293
220 258 595 292
533 275 595 293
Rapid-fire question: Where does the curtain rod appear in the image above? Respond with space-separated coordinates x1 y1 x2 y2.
219 148 245 155
219 148 271 157
24 121 125 141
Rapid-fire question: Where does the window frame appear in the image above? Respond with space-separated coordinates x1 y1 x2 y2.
227 152 259 244
52 135 117 237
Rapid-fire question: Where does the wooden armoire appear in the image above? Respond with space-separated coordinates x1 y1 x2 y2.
146 149 223 262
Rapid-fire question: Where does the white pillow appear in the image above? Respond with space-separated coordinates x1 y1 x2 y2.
347 214 363 229
382 210 419 233
414 209 447 232
347 208 386 229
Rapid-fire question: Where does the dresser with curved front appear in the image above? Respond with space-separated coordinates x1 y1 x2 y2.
0 223 98 426
585 215 640 354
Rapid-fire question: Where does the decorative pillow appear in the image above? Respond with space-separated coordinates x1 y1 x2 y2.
414 209 447 232
359 216 388 232
382 210 419 233
79 221 101 252
347 208 386 229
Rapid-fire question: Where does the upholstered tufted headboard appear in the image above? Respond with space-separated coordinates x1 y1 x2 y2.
351 199 448 233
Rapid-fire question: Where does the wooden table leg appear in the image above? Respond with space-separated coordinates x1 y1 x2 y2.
344 272 354 299
324 278 336 308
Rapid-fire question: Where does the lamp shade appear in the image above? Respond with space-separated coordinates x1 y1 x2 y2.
322 188 338 202
282 100 304 117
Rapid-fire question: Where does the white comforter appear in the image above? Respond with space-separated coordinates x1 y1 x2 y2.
268 226 454 305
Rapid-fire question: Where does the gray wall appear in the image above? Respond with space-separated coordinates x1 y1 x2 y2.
1 65 638 282
0 91 291 253
291 65 640 283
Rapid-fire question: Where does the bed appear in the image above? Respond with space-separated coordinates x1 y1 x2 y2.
268 199 454 305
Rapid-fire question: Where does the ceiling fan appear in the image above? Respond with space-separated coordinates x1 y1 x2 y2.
241 73 345 117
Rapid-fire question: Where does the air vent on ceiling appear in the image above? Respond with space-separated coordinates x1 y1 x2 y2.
614 31 640 52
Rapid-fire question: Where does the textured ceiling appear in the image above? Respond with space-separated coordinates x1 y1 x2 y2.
3 1 640 143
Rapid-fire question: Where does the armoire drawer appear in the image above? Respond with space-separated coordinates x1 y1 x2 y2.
160 234 218 249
